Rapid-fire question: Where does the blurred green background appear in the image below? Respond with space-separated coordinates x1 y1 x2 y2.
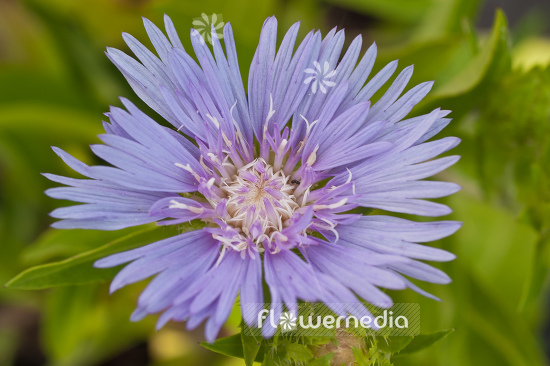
1 0 550 365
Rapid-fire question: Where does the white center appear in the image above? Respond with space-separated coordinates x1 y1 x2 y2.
221 159 299 238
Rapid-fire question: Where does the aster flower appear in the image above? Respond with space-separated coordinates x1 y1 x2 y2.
45 15 461 342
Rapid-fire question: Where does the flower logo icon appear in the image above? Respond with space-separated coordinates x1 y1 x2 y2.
304 60 337 94
279 312 297 332
191 13 224 45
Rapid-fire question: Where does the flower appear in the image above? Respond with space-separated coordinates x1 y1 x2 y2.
45 15 461 342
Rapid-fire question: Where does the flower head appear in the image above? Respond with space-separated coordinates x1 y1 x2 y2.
45 15 461 342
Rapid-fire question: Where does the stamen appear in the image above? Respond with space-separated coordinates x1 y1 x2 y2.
175 163 201 182
168 200 205 214
265 94 276 127
313 198 348 211
193 130 358 255
220 158 300 242
306 145 319 166
205 113 220 129
207 152 220 164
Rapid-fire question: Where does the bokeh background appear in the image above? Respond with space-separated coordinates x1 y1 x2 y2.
1 0 550 365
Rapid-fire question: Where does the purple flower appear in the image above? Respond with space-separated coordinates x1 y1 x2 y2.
45 15 461 342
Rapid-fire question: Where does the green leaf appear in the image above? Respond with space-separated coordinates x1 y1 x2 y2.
242 333 263 366
323 0 431 24
305 353 334 366
261 354 278 366
427 9 510 100
394 329 455 356
467 65 550 313
201 334 248 360
202 332 265 362
284 341 313 362
377 336 413 355
413 0 479 40
43 284 98 361
42 283 156 365
5 224 189 289
23 1 126 107
446 194 546 365
0 104 100 137
21 227 142 265
352 347 370 366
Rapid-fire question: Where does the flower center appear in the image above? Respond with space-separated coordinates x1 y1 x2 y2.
221 158 299 238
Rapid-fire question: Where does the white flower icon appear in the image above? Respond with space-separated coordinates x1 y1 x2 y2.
304 61 337 94
279 312 297 332
191 13 224 45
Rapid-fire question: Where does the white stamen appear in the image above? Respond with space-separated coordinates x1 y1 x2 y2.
187 120 357 257
345 168 353 184
229 101 251 162
220 158 299 241
262 122 269 141
206 177 216 190
168 200 205 214
301 115 319 140
221 132 232 147
175 163 201 182
277 139 288 156
206 113 220 129
306 145 319 166
207 152 220 164
279 233 289 241
317 217 340 242
313 198 348 210
265 94 276 127
199 156 214 175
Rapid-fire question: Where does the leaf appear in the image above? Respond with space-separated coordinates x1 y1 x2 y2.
42 283 156 365
413 0 479 40
201 333 265 362
451 194 539 307
0 104 100 137
43 284 97 361
468 66 550 312
261 354 278 366
284 341 313 362
305 353 334 366
445 194 546 365
5 224 187 289
352 347 370 366
242 333 263 366
377 336 413 355
23 1 126 107
394 329 455 356
427 9 510 100
323 0 431 24
201 334 250 360
21 227 141 265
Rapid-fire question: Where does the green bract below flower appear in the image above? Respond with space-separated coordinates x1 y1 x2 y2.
45 15 461 342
